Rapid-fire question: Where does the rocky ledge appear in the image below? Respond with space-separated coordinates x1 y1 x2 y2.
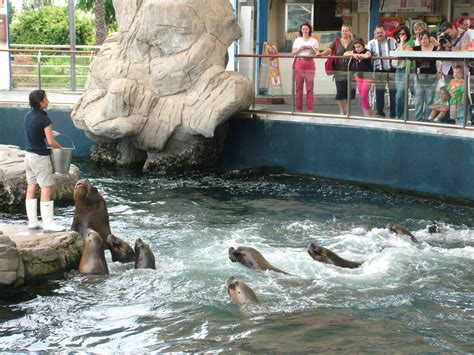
0 225 84 288
0 144 80 212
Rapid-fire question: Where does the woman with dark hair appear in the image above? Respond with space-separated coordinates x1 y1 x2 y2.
394 24 414 119
24 89 66 232
292 22 319 112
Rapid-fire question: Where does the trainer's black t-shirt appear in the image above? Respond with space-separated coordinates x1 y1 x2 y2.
24 109 51 155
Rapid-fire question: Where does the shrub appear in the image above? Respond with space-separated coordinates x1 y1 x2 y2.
10 6 95 46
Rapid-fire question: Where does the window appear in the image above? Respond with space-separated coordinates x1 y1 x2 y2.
285 3 314 33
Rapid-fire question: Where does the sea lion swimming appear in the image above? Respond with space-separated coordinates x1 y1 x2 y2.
227 276 260 306
71 179 111 248
388 223 419 243
307 242 362 269
228 246 290 275
106 234 135 263
134 238 156 269
78 229 109 275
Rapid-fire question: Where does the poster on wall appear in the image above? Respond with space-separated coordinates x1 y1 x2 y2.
358 0 433 13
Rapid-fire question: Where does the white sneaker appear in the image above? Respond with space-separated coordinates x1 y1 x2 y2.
40 201 66 233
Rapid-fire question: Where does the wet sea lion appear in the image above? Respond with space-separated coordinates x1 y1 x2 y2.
134 238 156 269
228 246 290 275
427 221 440 234
106 234 135 263
227 276 260 306
79 229 109 275
307 242 362 269
388 223 419 243
71 179 111 247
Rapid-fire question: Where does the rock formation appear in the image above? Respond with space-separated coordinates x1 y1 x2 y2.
0 227 84 288
72 0 254 171
0 145 80 212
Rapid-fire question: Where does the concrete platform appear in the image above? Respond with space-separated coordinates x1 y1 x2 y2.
0 225 84 288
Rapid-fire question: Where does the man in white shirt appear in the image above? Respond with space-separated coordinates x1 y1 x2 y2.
367 25 398 118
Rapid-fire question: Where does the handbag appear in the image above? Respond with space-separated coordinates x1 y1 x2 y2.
325 37 340 76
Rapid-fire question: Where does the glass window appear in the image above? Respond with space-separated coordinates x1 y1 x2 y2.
285 3 314 33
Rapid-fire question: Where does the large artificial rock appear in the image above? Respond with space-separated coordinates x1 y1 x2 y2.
0 145 81 212
72 0 254 171
0 227 84 288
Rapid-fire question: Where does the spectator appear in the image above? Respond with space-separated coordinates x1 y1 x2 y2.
413 31 438 121
367 24 398 118
292 22 319 112
438 21 470 83
393 25 414 120
344 39 373 117
319 24 356 115
429 86 450 122
413 22 438 47
448 65 466 125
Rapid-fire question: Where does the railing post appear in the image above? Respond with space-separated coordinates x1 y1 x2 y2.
37 50 42 90
403 59 410 123
347 57 353 118
291 57 295 114
463 58 468 127
69 0 77 91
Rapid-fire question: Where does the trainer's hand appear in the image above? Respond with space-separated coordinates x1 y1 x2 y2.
52 131 60 137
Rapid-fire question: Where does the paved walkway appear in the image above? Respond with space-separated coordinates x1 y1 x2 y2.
0 90 81 108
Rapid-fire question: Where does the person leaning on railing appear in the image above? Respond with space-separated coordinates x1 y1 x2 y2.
318 25 356 116
393 25 414 120
292 22 319 113
367 24 398 119
24 90 66 233
437 21 470 83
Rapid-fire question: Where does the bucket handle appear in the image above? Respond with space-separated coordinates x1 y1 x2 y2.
56 133 75 149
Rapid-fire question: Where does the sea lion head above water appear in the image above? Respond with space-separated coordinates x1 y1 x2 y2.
78 229 109 275
307 242 362 269
387 223 419 243
134 238 156 270
226 276 260 306
228 246 290 274
106 234 135 263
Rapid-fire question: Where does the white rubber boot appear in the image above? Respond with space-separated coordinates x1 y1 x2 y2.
26 199 40 230
40 201 66 233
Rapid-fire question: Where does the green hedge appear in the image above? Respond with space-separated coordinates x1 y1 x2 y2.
10 6 95 46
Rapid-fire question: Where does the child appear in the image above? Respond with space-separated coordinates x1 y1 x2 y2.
448 65 465 125
429 86 450 122
344 39 373 117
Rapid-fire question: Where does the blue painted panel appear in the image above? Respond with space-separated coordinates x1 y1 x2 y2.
0 107 93 156
220 117 474 201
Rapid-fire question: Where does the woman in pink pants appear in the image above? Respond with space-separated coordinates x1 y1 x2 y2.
344 39 373 117
292 22 319 112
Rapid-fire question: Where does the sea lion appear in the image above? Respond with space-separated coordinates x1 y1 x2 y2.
227 276 260 306
134 238 156 269
228 246 290 275
106 234 135 263
427 221 440 234
71 179 111 248
307 242 362 269
388 223 419 243
79 229 109 275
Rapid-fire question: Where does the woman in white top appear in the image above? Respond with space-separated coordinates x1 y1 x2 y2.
292 22 319 112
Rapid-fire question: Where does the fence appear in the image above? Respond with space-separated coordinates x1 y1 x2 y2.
2 44 99 91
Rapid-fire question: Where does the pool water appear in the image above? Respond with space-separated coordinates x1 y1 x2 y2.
0 165 473 352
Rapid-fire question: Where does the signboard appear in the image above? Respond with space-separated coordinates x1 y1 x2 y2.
358 0 433 12
258 42 283 95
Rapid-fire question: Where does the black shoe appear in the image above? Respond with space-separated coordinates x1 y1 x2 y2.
376 112 385 118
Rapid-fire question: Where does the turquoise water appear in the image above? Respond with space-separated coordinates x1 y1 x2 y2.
0 165 473 352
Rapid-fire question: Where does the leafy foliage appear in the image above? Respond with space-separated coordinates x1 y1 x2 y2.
21 0 55 11
76 0 116 28
9 6 95 45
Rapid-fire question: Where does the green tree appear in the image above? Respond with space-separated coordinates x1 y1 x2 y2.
21 0 55 11
9 6 95 45
76 0 116 31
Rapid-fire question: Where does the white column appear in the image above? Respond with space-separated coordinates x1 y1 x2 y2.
0 0 11 90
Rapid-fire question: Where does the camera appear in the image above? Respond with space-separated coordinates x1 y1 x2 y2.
437 32 452 50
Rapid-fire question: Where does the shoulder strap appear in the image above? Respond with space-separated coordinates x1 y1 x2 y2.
452 30 466 47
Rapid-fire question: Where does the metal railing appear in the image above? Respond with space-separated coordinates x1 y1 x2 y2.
236 52 474 130
1 44 99 91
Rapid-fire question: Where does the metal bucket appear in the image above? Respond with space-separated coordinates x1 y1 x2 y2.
49 134 75 174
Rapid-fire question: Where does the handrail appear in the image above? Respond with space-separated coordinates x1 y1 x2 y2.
0 48 95 54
